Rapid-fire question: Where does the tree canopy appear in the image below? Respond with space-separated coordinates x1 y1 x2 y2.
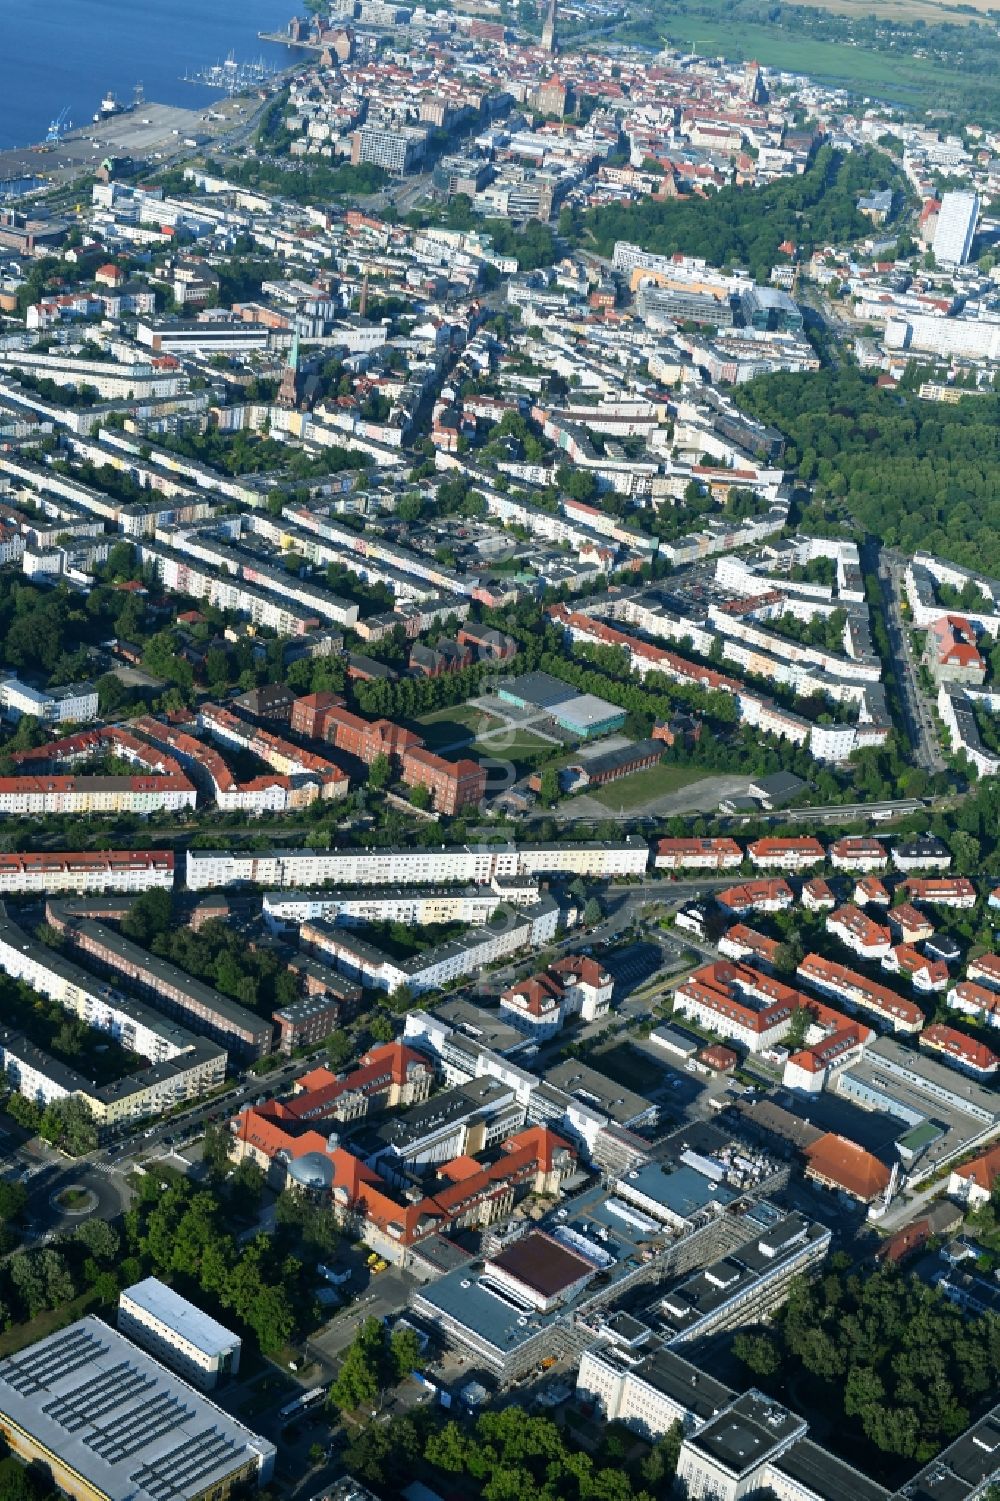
571 146 901 282
737 365 1000 575
736 1264 998 1462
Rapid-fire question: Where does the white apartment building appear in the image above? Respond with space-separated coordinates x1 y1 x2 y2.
885 312 1000 363
826 905 892 960
263 886 510 928
185 839 649 892
0 1029 84 1109
932 190 979 265
828 837 888 872
672 963 797 1054
137 541 322 637
946 980 1000 1027
118 1279 241 1390
747 839 824 872
307 896 560 998
0 907 190 1064
709 608 880 683
0 777 196 817
797 955 925 1035
0 851 174 895
0 675 98 725
0 352 180 402
892 838 952 872
285 505 469 597
654 839 743 871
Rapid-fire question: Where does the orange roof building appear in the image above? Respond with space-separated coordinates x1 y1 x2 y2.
949 1143 1000 1205
805 1133 891 1203
233 1108 577 1257
920 1023 999 1077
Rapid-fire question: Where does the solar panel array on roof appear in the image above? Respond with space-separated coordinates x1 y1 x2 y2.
131 1427 242 1501
87 1392 192 1463
3 1326 103 1395
44 1362 157 1431
0 1318 275 1501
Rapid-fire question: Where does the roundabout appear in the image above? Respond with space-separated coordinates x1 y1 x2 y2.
50 1184 99 1217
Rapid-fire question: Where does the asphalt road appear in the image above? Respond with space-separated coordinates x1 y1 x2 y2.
878 550 945 773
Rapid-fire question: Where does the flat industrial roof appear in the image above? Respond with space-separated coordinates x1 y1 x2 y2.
552 693 626 730
372 1079 513 1153
618 1163 738 1219
544 1059 654 1125
659 1216 828 1335
501 671 580 709
120 1279 239 1359
500 672 623 729
689 1391 804 1476
778 1439 889 1501
896 1406 1000 1501
433 998 531 1055
0 1317 273 1501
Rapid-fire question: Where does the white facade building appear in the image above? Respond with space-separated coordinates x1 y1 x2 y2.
0 675 98 725
932 191 979 265
186 839 649 891
118 1278 241 1389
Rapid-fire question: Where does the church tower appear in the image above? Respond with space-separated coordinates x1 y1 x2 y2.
278 329 301 409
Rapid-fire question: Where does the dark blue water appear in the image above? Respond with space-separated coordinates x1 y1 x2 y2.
0 0 300 149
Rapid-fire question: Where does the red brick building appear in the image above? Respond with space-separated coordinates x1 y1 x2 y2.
401 747 486 814
324 705 423 765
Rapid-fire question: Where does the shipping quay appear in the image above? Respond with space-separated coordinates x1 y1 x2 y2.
259 31 325 50
0 97 252 193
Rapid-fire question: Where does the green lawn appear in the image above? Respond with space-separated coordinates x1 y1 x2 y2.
648 6 977 108
415 703 502 749
417 703 491 729
588 762 710 811
0 1288 102 1357
473 729 556 772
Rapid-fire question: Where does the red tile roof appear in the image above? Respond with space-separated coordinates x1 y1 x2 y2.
805 1133 891 1202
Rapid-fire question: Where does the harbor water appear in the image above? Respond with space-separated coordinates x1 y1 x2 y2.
0 0 298 150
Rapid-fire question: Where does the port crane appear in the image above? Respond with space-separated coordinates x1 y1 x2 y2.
46 106 71 143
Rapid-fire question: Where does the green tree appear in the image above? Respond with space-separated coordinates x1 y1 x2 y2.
72 1218 119 1263
331 1317 388 1412
0 1182 27 1224
390 1325 424 1381
784 1004 810 1049
326 1031 353 1068
641 1420 683 1489
5 1094 41 1134
122 888 174 946
205 647 230 691
538 767 560 806
39 1096 97 1155
368 753 391 792
397 493 423 523
733 1331 783 1378
425 1420 468 1473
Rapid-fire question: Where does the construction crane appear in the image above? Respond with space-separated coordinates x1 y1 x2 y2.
46 106 71 143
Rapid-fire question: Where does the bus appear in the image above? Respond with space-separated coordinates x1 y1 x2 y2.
279 1387 325 1423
